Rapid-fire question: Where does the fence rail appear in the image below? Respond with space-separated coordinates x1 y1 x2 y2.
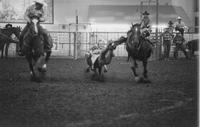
6 31 199 59
49 31 198 60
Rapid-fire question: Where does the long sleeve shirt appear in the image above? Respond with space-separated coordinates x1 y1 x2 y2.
174 21 186 29
140 17 151 29
160 31 173 41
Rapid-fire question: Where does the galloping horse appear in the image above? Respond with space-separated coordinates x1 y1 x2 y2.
85 40 116 80
114 23 153 82
0 26 21 58
22 18 51 82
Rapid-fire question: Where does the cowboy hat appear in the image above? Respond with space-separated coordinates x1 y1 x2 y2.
34 0 47 6
168 20 173 25
142 11 149 15
177 16 182 20
5 23 12 28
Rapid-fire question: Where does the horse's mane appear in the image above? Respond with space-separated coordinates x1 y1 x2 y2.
131 23 141 28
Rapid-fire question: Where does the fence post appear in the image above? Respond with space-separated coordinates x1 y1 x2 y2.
74 10 78 60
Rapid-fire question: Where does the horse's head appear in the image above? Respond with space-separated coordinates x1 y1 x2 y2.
28 18 40 36
1 26 21 41
25 18 45 56
10 26 21 40
130 23 141 46
107 40 116 51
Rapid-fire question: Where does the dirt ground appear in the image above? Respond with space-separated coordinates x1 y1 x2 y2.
0 57 198 127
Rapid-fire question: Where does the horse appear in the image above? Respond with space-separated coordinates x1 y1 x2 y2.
172 32 188 59
186 39 198 57
113 23 153 83
85 40 116 80
22 18 51 82
0 26 21 58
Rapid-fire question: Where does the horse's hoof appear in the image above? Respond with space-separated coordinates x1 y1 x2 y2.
141 77 151 83
42 64 47 72
38 67 47 72
85 68 90 73
98 78 105 82
35 78 43 83
135 76 141 82
41 67 47 72
104 69 108 73
30 75 36 81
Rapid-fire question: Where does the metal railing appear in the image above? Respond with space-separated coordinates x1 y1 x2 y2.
5 31 198 59
49 31 198 59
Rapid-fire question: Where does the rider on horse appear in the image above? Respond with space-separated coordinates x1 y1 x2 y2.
140 11 151 38
18 0 52 56
136 11 152 48
174 16 187 36
127 11 152 49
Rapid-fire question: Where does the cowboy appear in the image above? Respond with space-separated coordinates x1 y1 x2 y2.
88 42 108 72
174 16 187 36
173 31 188 59
168 20 174 34
5 23 13 29
140 11 151 38
160 28 174 60
18 0 52 56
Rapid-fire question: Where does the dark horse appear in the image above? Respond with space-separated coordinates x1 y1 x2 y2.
114 23 153 83
186 39 198 57
85 41 116 80
0 26 21 58
22 18 51 82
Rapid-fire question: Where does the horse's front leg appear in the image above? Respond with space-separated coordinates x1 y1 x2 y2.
142 60 151 83
1 43 5 59
45 51 51 63
85 53 92 73
1 47 3 59
26 55 35 80
98 65 103 80
41 51 51 71
142 60 148 79
5 43 10 58
131 59 139 81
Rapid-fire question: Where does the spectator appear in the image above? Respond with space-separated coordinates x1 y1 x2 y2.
168 20 174 34
160 28 174 60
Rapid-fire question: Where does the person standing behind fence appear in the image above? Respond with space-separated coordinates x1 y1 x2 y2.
173 31 188 59
168 20 174 34
160 28 174 60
